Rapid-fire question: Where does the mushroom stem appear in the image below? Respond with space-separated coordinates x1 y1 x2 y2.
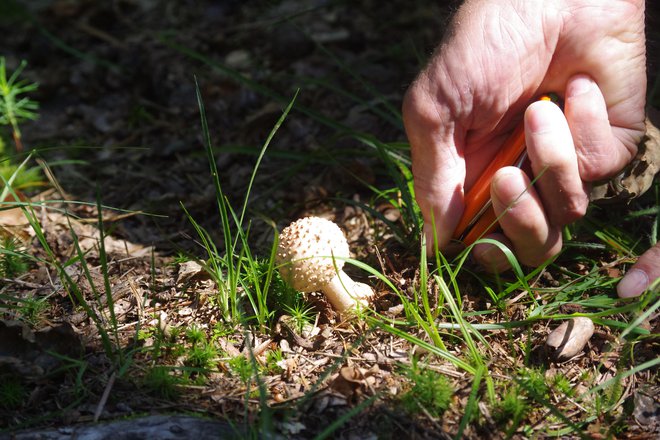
322 270 373 313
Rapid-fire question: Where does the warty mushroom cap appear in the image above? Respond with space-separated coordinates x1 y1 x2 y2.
276 217 350 293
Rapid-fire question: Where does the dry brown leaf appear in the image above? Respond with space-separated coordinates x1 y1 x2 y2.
176 260 209 285
330 364 380 400
0 207 32 242
591 117 660 202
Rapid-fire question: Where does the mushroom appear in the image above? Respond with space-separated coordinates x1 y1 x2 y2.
276 216 373 314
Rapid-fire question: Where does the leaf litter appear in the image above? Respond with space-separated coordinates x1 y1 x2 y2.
0 1 658 439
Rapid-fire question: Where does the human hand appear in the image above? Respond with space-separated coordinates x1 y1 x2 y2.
618 243 660 298
402 0 647 271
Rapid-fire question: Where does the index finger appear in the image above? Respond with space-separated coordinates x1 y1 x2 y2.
403 79 466 252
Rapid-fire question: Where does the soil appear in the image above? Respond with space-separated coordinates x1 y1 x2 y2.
0 1 658 439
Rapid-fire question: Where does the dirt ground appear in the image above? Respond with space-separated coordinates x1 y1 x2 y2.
0 0 658 439
8 0 447 248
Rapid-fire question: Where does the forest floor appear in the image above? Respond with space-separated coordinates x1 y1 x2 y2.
0 1 658 439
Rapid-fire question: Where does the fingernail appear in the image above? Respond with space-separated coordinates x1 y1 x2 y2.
617 268 649 298
567 75 595 97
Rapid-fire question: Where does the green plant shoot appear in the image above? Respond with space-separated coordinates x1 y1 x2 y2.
0 57 39 151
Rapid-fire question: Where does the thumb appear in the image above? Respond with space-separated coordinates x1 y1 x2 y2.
617 243 660 298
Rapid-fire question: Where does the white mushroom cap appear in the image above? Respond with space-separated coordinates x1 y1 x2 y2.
276 217 350 292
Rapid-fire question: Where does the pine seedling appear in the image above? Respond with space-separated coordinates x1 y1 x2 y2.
552 373 575 398
400 361 454 418
264 349 284 375
228 355 255 384
184 326 218 371
185 325 207 347
0 374 25 410
0 57 38 152
17 295 48 325
0 235 29 277
519 367 550 400
143 366 182 399
282 299 316 334
185 342 218 371
493 385 527 427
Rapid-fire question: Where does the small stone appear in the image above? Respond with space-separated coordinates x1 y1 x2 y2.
225 50 251 69
633 388 660 426
178 307 193 317
115 402 132 412
546 317 595 361
169 424 185 434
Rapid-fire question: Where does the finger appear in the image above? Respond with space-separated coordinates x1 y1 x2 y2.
473 232 513 273
564 74 636 181
490 167 562 266
403 78 466 253
524 100 589 226
617 243 660 298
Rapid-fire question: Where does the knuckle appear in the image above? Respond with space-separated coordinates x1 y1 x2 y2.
402 81 435 126
474 245 511 274
577 156 606 181
552 193 588 226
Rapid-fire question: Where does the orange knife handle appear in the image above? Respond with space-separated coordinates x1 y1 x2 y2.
461 206 498 246
452 123 525 240
452 94 554 244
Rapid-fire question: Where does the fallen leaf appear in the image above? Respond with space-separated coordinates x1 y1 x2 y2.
176 261 208 285
330 365 380 400
0 207 32 242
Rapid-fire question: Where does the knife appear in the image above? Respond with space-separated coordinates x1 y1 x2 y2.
452 94 556 246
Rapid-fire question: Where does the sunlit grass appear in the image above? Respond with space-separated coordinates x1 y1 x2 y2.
181 80 301 329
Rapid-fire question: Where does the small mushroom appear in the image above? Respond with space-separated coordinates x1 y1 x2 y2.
545 317 595 361
276 217 373 314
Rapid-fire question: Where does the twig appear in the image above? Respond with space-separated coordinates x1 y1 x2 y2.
252 338 273 357
36 158 69 202
94 371 117 422
75 21 127 49
0 277 45 289
77 210 146 224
